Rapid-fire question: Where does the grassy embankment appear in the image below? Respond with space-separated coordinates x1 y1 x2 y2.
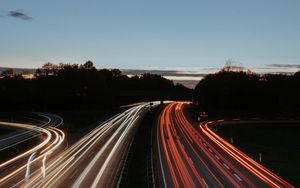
216 122 300 186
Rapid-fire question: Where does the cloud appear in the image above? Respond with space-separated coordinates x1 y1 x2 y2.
7 10 32 20
121 69 207 77
266 64 300 69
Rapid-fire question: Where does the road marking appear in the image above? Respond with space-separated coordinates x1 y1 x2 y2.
208 148 212 153
223 163 230 170
88 151 95 157
202 178 209 188
70 169 79 179
234 174 243 181
203 143 207 147
214 155 220 160
189 157 194 164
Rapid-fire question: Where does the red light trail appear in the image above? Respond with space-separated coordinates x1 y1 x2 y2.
157 102 294 188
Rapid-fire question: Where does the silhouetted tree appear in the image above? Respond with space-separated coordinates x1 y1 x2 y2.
40 62 58 75
194 70 300 116
81 61 95 70
1 61 191 111
111 69 122 77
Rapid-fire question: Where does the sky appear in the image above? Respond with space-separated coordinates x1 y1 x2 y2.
0 0 300 74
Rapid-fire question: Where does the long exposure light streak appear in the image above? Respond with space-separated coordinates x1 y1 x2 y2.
0 114 65 188
21 102 157 188
201 121 294 188
157 102 294 188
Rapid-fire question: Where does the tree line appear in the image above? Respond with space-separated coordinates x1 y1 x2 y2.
0 61 191 111
194 68 300 116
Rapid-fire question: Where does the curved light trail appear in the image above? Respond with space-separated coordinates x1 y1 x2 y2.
19 102 158 188
0 114 65 187
201 121 294 188
157 102 294 188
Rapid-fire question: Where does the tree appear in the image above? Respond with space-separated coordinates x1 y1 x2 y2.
1 68 13 76
294 70 300 77
82 61 95 70
221 59 245 72
1 61 191 111
111 69 122 77
40 62 57 75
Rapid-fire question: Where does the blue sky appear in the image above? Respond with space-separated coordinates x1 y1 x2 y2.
0 0 299 72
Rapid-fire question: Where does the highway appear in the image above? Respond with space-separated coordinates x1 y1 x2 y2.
0 113 65 188
19 102 158 188
0 114 62 153
156 102 294 188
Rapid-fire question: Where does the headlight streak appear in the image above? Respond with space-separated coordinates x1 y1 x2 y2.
70 116 135 188
23 103 154 188
28 118 119 185
1 102 160 187
0 116 51 143
42 127 66 178
40 129 59 154
25 152 36 179
72 105 143 188
0 115 52 152
0 115 65 187
0 122 52 169
29 121 121 188
90 110 141 187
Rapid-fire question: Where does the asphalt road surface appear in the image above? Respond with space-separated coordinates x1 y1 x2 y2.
0 113 65 188
156 102 294 188
17 102 158 188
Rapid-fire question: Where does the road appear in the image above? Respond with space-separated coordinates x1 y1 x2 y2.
0 114 62 153
0 113 65 188
19 102 158 188
156 102 294 188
